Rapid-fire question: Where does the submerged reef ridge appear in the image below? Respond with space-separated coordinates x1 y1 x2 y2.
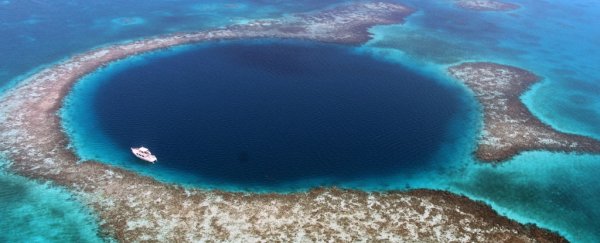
455 0 520 11
449 62 600 162
0 2 565 241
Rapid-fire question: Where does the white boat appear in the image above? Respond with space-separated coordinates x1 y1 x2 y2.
131 146 157 163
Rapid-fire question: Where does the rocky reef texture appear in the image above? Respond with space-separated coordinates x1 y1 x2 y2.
449 62 600 162
455 0 520 11
0 2 565 242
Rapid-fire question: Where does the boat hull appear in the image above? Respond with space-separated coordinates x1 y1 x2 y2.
131 147 157 163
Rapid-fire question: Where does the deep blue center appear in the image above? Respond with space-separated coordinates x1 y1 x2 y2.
92 41 462 186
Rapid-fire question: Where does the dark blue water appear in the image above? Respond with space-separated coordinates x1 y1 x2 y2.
0 0 333 90
91 41 462 186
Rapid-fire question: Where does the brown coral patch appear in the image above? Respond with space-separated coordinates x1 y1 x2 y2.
449 62 600 162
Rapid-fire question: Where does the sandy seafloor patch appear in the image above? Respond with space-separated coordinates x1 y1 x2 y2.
2 0 600 242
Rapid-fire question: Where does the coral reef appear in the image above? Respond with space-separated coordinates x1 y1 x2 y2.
449 62 600 161
455 0 520 11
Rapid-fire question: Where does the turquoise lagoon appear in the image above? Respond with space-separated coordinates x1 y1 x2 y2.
0 159 105 242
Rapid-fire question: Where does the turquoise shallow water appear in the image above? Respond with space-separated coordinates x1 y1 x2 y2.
362 1 600 241
449 152 600 243
3 0 600 242
0 159 104 242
